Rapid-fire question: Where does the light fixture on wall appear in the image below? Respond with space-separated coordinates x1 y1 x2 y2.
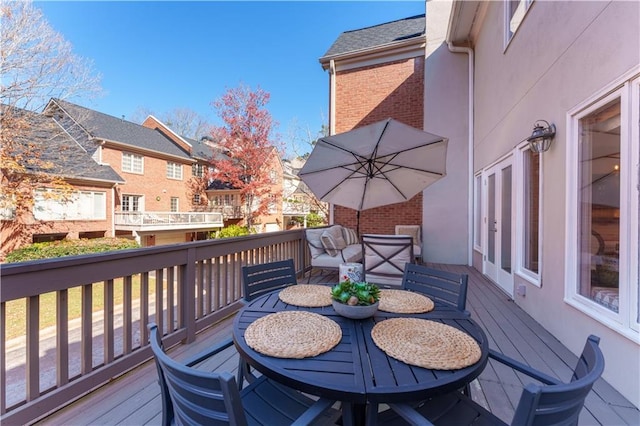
527 120 556 153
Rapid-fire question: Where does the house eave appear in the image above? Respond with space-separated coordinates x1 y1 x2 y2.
319 37 426 72
95 138 195 163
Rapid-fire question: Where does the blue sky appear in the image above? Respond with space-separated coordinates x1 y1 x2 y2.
36 1 425 154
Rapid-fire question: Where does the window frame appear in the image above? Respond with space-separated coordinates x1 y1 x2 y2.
504 0 534 50
564 70 640 340
170 197 179 212
514 143 542 286
166 162 183 180
122 152 144 174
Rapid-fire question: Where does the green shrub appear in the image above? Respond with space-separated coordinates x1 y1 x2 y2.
212 224 250 239
5 237 140 263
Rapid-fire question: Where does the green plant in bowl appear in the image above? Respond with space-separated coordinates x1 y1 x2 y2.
331 281 380 306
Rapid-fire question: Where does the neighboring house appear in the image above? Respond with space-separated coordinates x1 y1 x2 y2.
319 14 427 236
282 157 327 228
42 99 224 246
321 0 639 406
0 106 124 257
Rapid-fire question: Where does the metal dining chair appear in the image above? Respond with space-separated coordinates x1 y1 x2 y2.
239 259 298 389
242 258 298 301
148 323 340 426
372 334 605 426
402 263 469 314
362 234 414 287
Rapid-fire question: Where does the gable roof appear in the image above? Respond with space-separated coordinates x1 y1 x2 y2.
320 14 425 60
2 105 124 184
46 99 192 161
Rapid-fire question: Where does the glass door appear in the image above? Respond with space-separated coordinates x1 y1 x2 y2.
483 157 514 297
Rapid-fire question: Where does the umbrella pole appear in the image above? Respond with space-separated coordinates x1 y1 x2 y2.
356 210 361 237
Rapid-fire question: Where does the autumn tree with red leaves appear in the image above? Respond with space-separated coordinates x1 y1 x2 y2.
207 85 282 231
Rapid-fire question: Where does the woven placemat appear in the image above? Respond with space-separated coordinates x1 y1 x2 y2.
371 318 481 370
245 311 342 359
378 289 434 314
278 284 332 307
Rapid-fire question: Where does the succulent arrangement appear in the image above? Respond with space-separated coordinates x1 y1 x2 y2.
331 281 380 306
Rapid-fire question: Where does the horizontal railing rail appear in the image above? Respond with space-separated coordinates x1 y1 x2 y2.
0 229 310 425
114 211 224 228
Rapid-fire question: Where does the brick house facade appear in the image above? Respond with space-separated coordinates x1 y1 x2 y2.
319 15 426 235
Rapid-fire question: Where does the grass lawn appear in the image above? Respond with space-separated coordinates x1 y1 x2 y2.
5 276 157 341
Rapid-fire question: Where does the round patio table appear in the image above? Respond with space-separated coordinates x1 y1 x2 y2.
232 287 489 425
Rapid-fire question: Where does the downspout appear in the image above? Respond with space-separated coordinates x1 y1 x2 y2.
328 59 336 225
446 42 474 266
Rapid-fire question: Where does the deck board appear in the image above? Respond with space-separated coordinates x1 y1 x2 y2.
37 264 639 425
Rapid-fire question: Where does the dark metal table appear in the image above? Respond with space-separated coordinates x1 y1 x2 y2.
232 289 489 425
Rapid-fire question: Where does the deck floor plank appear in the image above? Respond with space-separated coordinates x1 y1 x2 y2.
35 264 638 426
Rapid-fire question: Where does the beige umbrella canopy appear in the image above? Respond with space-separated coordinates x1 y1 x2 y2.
299 119 448 219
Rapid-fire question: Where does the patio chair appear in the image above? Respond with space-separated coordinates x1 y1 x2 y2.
242 259 297 302
372 334 605 426
395 225 422 262
402 263 469 314
362 234 414 287
148 323 340 426
239 259 297 389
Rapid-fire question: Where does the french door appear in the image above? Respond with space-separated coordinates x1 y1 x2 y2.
483 157 514 297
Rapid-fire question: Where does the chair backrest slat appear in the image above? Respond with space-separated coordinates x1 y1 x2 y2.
242 259 297 301
402 263 468 311
511 335 604 426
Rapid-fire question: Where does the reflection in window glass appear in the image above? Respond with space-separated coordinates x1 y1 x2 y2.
524 150 540 273
578 99 620 312
501 166 512 274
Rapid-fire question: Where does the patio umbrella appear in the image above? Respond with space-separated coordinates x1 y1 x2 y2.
299 118 448 232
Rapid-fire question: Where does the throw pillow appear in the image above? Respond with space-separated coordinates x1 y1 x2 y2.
396 225 420 245
321 226 347 257
306 228 326 258
342 227 359 245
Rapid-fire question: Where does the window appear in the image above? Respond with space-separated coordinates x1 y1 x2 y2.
268 194 278 213
192 163 205 178
566 72 640 337
170 197 179 212
122 152 143 174
504 0 533 47
122 195 141 212
33 189 106 220
269 170 278 184
193 194 201 205
167 162 183 180
516 147 541 283
473 173 482 250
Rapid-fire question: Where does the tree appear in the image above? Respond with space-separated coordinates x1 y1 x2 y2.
131 106 212 140
207 85 282 231
1 0 102 256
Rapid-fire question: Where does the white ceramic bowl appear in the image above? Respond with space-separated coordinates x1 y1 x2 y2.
332 300 379 319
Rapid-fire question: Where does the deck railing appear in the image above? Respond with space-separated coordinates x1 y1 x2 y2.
0 229 310 425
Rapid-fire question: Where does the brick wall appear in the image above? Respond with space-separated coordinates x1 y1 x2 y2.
102 147 193 212
333 57 425 233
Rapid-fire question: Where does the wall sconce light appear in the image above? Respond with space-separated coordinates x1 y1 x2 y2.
527 120 556 153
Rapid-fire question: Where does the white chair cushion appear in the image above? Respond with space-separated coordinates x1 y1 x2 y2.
306 228 327 258
321 226 347 257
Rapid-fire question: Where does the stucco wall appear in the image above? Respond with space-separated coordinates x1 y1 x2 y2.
469 0 639 406
424 0 470 264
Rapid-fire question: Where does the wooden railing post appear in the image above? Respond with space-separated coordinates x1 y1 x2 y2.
183 247 196 343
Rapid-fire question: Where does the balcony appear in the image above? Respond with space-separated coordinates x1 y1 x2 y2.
114 211 224 231
282 200 311 216
208 205 244 220
1 230 638 425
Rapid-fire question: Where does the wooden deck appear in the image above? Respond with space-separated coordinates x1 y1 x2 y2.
37 264 639 426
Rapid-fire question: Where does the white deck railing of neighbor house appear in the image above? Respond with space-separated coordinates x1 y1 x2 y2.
114 211 224 229
0 229 311 425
